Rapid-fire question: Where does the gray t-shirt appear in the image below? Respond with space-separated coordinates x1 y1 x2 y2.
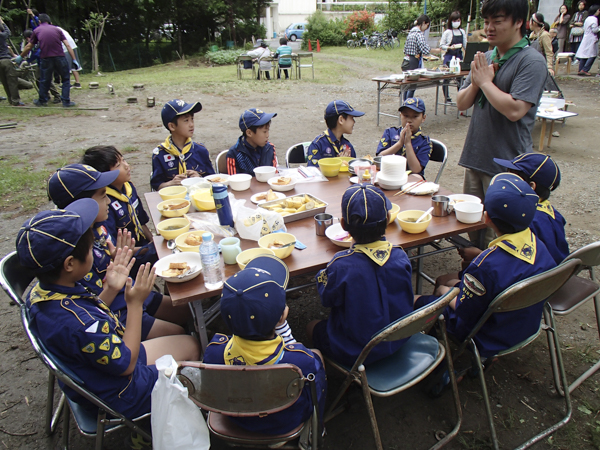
458 46 547 176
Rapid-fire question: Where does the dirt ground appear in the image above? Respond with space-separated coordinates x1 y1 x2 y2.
0 53 599 449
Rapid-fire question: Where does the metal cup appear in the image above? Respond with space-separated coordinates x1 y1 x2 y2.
315 213 334 236
431 195 451 217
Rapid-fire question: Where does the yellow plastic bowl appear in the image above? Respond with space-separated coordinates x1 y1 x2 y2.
397 210 432 234
318 158 342 177
158 186 187 201
236 248 276 270
157 199 191 218
258 233 296 259
388 203 401 224
156 217 191 240
175 230 213 252
191 190 216 211
338 156 354 173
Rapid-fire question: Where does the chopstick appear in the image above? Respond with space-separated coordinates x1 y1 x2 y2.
297 167 308 178
393 180 426 197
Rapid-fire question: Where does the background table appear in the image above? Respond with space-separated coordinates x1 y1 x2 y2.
147 174 486 349
372 72 469 125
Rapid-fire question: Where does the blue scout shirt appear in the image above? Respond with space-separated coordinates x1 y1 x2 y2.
151 137 215 191
446 228 556 357
307 129 356 167
529 200 569 264
105 182 150 246
26 282 158 419
315 240 414 366
203 333 327 435
226 136 277 176
375 127 432 177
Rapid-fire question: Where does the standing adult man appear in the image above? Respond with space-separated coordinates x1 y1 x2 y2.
456 0 547 247
0 16 24 106
14 13 77 107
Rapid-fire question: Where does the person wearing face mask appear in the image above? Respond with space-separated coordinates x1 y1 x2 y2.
529 12 555 76
440 11 467 103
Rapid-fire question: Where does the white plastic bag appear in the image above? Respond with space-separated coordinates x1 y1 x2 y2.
151 355 210 450
235 205 287 241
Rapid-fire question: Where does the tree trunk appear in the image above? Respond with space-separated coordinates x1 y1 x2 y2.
92 44 99 72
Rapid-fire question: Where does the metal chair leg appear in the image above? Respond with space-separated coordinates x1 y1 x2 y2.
358 365 383 450
61 400 70 450
45 372 65 435
568 292 600 392
95 408 106 450
470 340 500 450
324 371 355 422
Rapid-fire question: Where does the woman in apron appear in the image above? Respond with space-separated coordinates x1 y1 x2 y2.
439 11 467 104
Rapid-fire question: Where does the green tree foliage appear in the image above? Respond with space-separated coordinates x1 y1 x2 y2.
303 10 347 48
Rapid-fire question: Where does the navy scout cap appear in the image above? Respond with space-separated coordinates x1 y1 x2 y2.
161 99 202 129
16 199 99 274
399 97 426 114
239 108 277 132
342 183 391 227
220 255 289 339
493 153 561 191
324 100 365 119
47 164 119 209
485 173 539 232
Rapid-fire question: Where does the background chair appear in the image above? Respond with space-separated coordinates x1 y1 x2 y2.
547 241 600 394
177 361 321 449
285 142 311 167
19 304 151 450
0 251 64 436
258 56 276 81
215 149 228 174
325 287 462 450
236 55 255 80
429 139 448 184
296 52 314 80
452 259 581 450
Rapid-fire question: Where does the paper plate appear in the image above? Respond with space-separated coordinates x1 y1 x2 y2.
251 191 286 204
349 176 359 184
325 223 353 248
400 181 439 195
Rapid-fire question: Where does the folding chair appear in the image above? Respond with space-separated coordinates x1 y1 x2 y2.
325 287 462 450
285 142 311 167
215 149 228 174
19 304 152 450
452 258 581 450
236 55 255 80
177 361 321 449
429 139 448 184
546 241 600 394
296 52 314 80
258 56 276 80
0 251 65 436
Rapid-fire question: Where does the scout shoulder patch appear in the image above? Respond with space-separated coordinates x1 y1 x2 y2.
111 334 122 344
101 321 110 334
81 343 95 354
96 356 109 365
463 273 486 296
85 321 99 334
317 271 328 286
111 347 121 360
99 338 110 352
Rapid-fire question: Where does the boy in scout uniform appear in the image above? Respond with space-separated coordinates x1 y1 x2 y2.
151 99 215 191
307 184 416 367
420 173 557 357
376 97 433 179
203 255 327 435
16 199 200 420
226 108 278 175
494 153 569 264
307 100 365 167
48 164 190 340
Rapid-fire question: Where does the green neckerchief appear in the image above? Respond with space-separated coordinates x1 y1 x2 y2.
478 36 530 108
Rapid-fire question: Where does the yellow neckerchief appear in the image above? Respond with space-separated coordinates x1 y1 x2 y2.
536 199 555 220
29 284 124 329
353 240 393 266
224 335 285 366
489 228 537 265
159 136 192 174
324 129 344 156
105 182 145 242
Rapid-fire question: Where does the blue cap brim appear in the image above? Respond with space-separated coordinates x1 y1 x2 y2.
254 112 277 127
65 198 100 231
346 110 365 117
90 169 120 190
177 101 202 117
246 255 289 289
493 158 520 171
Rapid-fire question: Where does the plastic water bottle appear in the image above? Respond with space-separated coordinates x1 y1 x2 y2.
199 233 223 290
450 56 460 74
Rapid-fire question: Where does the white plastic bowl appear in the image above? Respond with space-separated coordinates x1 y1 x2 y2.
267 177 297 192
154 253 202 284
325 223 353 248
181 177 204 187
454 202 484 224
253 166 277 182
228 173 252 191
